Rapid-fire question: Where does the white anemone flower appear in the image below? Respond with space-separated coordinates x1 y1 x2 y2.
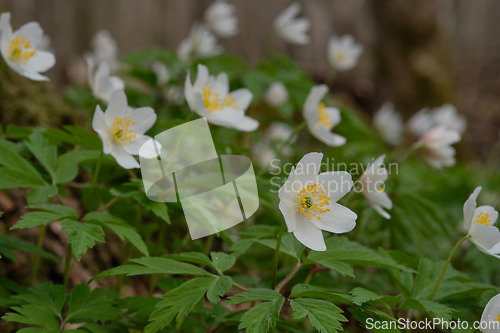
85 56 124 103
274 2 310 45
177 24 222 61
266 82 289 107
185 64 258 131
278 152 357 251
0 12 55 81
408 108 433 137
463 186 500 259
204 0 238 38
327 35 363 71
92 90 157 169
359 155 392 219
303 85 346 146
480 293 500 333
432 104 466 135
419 126 460 169
253 122 296 166
91 30 118 67
151 61 170 86
373 102 404 146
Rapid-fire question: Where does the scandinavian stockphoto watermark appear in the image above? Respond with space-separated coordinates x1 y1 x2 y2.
365 317 500 331
138 118 259 240
268 157 398 194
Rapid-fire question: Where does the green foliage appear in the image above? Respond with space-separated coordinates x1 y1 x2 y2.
61 219 105 261
290 298 347 333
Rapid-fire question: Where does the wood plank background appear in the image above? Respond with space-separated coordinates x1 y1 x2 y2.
1 0 499 155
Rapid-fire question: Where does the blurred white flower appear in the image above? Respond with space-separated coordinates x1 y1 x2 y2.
327 35 363 71
85 56 124 103
278 152 356 251
419 126 460 169
185 64 258 131
92 90 157 169
165 86 184 105
266 82 289 107
204 0 238 38
274 2 310 45
253 122 295 166
303 84 346 146
408 108 433 137
151 61 170 86
433 104 466 135
480 293 500 333
408 104 466 137
359 155 392 219
0 12 55 81
463 186 500 259
373 102 404 145
91 30 118 67
177 24 222 61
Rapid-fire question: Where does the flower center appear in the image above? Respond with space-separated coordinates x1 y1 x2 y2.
296 184 331 220
473 212 492 226
8 34 36 64
110 116 136 145
202 85 239 113
497 313 500 322
317 102 332 128
332 52 345 64
377 185 384 193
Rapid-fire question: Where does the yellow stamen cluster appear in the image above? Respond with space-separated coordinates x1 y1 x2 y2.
473 212 492 226
332 52 345 64
497 313 500 322
317 102 332 128
202 85 239 113
296 184 331 220
377 185 384 193
110 116 136 145
8 34 36 64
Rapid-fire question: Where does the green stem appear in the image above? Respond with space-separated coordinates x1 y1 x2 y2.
271 221 286 289
204 234 214 256
274 261 303 292
30 225 47 284
303 268 314 285
257 122 306 177
397 141 424 165
85 151 103 210
427 235 468 301
63 247 72 289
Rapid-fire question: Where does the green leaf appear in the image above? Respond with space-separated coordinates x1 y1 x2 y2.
307 237 413 274
206 275 232 304
12 283 66 320
84 212 149 256
27 185 58 203
210 252 236 274
0 139 45 187
2 304 59 330
61 219 105 261
12 204 78 230
111 187 171 224
350 287 382 306
0 235 59 263
45 125 101 150
66 284 122 322
25 131 57 180
0 167 46 189
145 277 216 333
55 150 102 184
228 288 285 333
399 298 455 321
92 256 213 281
166 252 215 269
290 298 347 333
290 284 353 305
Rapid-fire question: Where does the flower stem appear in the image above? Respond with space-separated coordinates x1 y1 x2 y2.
275 261 304 292
397 141 424 165
63 246 72 289
85 151 103 210
30 225 47 284
257 121 306 177
271 221 286 289
427 235 468 301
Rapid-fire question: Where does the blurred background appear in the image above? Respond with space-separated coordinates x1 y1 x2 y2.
1 0 499 158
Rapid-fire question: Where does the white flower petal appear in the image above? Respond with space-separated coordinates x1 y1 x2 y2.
310 203 357 234
315 171 353 203
233 116 259 132
231 88 253 111
122 134 152 155
279 199 297 233
110 145 140 169
293 216 326 251
293 152 323 180
128 107 157 134
303 85 328 123
104 90 128 127
310 124 346 146
469 224 500 259
464 186 482 231
472 205 499 227
480 294 500 333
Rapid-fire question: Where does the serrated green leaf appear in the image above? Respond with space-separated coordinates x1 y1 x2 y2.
0 167 47 189
210 252 236 274
2 304 59 330
399 298 455 321
12 204 78 230
25 131 57 180
166 252 215 269
145 277 216 333
55 150 102 184
66 284 122 322
27 185 58 204
61 219 105 261
238 297 285 333
0 139 46 187
84 212 149 256
12 283 66 320
206 275 232 304
227 288 284 304
290 284 353 305
92 256 213 281
350 287 382 306
307 237 413 274
290 298 347 333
